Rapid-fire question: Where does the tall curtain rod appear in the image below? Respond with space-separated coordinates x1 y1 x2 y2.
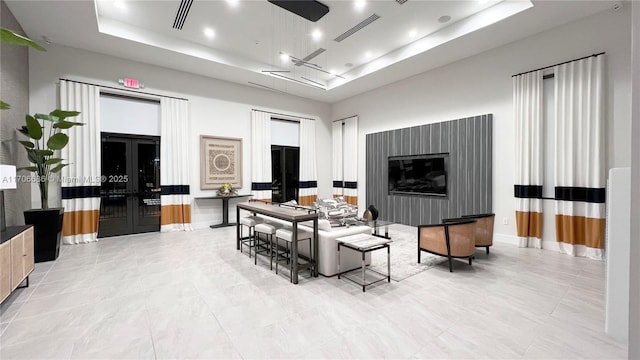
59 78 189 101
332 115 357 123
511 52 605 77
251 108 315 121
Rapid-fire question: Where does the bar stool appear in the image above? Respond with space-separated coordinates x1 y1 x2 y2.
274 227 313 282
254 221 284 267
240 215 264 258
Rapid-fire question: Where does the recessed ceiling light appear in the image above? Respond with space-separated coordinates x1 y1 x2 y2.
226 0 239 6
438 15 451 23
114 0 126 10
280 52 290 62
355 0 366 10
408 29 417 38
312 29 322 41
365 51 372 59
204 28 215 38
329 69 336 75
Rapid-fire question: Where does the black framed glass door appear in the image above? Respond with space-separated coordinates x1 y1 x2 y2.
98 133 160 237
271 145 299 203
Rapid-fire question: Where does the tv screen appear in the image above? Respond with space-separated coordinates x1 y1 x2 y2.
388 153 449 196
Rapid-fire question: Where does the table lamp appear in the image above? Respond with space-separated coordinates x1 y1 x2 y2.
0 164 17 232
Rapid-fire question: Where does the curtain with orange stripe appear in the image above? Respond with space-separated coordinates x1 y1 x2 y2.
160 97 192 232
554 55 605 259
298 119 318 206
343 117 358 206
332 121 343 198
513 71 544 248
332 116 358 206
60 80 102 244
250 110 272 201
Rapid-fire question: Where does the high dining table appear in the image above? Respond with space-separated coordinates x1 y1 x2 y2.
236 201 318 284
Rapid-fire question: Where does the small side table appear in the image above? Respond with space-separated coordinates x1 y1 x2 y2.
337 233 391 292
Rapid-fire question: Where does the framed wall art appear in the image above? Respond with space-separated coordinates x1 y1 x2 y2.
200 135 243 190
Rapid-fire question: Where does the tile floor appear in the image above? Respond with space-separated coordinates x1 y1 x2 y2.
0 226 629 359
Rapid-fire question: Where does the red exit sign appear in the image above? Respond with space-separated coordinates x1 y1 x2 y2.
119 78 144 89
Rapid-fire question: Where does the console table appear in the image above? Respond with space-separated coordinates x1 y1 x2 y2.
236 201 318 284
196 195 252 228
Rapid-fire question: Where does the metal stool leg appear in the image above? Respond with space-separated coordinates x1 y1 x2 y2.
275 237 279 275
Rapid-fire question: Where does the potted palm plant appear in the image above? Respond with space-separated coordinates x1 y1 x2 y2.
3 27 82 262
18 110 83 262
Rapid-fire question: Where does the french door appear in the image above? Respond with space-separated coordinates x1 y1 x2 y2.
271 145 300 203
98 133 161 237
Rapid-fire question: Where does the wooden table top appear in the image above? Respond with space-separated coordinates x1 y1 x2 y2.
237 201 318 222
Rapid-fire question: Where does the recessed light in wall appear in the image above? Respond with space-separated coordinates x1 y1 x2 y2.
226 0 239 7
408 29 417 38
280 52 290 62
312 29 322 41
203 28 215 38
355 0 366 10
438 15 451 23
114 0 126 10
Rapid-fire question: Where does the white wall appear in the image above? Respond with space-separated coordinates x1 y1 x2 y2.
28 44 331 229
331 7 632 245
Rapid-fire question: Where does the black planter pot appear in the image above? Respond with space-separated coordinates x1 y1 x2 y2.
24 208 64 263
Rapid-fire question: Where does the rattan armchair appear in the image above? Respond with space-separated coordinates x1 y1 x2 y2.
443 213 495 254
418 220 476 272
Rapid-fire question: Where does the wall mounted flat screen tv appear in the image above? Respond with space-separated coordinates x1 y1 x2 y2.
388 153 449 197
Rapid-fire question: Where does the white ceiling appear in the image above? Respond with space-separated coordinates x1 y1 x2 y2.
6 0 618 103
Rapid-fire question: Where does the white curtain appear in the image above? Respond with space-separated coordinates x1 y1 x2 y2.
554 54 606 259
342 116 358 206
298 118 318 206
332 121 343 198
160 97 192 232
251 110 272 201
513 71 544 249
60 80 101 244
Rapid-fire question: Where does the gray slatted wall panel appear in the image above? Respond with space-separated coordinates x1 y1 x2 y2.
366 115 493 227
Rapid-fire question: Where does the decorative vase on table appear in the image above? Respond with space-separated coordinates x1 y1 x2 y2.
363 208 373 222
368 205 379 220
217 182 237 196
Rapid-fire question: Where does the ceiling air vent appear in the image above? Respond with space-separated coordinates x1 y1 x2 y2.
333 14 380 42
395 0 408 4
173 0 194 30
294 48 326 66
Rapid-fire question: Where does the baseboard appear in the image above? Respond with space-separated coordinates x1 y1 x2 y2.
541 240 562 253
493 233 565 254
493 233 518 246
192 221 213 230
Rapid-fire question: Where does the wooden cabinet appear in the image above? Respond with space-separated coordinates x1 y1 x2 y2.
1 226 34 304
0 241 11 302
